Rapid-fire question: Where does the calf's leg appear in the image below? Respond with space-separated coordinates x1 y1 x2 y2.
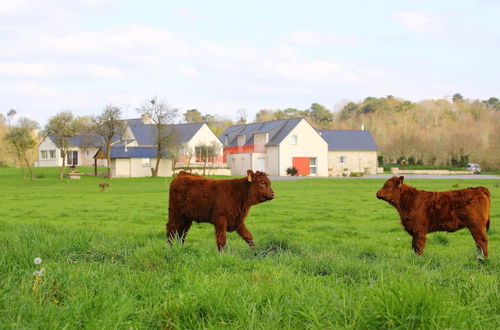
469 226 489 258
167 216 189 245
214 220 227 251
236 224 255 249
412 233 427 256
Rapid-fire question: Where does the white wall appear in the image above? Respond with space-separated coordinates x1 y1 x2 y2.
37 138 60 167
278 119 328 176
227 153 252 176
327 150 378 175
186 124 223 157
112 158 173 178
37 137 105 167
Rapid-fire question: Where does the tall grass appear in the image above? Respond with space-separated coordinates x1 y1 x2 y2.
0 167 499 328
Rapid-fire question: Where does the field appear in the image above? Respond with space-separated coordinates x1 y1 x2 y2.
0 167 499 329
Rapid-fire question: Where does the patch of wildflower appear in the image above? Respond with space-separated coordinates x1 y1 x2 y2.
32 257 45 294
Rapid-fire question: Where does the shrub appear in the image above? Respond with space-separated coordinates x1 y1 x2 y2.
286 167 298 176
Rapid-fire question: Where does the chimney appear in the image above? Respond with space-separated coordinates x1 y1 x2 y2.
361 124 365 131
124 142 128 152
141 114 152 124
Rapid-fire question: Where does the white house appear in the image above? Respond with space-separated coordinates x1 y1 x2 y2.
221 118 329 176
320 129 379 176
96 120 228 178
37 135 106 167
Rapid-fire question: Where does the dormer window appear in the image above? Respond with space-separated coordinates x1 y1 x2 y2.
254 133 268 145
238 135 245 146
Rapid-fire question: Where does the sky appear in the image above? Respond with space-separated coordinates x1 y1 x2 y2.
1 0 499 126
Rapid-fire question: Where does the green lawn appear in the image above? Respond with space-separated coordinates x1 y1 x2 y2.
1 167 499 329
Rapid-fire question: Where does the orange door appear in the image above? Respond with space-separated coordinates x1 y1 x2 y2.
292 157 310 175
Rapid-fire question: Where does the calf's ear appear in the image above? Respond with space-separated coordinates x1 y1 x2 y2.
396 176 404 185
247 169 254 182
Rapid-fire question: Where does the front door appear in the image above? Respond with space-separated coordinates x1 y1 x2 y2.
67 150 78 166
292 157 310 175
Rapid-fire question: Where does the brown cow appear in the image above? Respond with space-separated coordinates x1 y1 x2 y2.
167 170 275 251
376 176 491 258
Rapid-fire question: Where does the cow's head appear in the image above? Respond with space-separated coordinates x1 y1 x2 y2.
247 170 275 203
376 176 404 206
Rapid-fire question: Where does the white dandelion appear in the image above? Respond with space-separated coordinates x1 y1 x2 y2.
34 257 42 265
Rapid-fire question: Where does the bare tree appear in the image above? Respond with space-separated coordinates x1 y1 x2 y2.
5 117 39 181
92 105 126 179
137 97 178 177
44 111 80 179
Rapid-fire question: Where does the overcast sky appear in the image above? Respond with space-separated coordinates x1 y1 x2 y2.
1 0 499 126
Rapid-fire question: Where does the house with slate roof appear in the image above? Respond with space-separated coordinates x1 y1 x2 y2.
220 118 329 176
95 118 226 178
320 129 379 176
37 134 106 167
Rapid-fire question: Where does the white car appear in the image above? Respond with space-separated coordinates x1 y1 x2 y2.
466 163 481 174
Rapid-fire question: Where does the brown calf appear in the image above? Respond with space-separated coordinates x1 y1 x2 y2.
99 182 109 192
376 176 491 257
167 170 275 251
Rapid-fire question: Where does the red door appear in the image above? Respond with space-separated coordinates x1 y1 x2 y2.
292 157 310 175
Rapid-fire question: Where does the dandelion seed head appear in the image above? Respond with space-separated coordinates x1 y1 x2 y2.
34 257 42 265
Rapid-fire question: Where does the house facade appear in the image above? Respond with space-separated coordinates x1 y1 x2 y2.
97 120 228 178
221 118 329 176
37 135 105 167
320 130 378 176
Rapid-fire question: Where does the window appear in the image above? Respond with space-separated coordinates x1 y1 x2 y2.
86 150 91 156
255 133 267 144
195 146 216 162
176 147 185 162
291 135 298 145
340 156 346 164
41 150 48 159
49 150 56 159
237 135 245 146
309 157 317 175
141 158 151 166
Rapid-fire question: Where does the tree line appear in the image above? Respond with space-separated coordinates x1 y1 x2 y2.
2 93 500 181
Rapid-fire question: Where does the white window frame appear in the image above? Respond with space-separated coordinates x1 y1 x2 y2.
309 157 317 175
291 135 298 145
49 150 56 159
141 158 151 167
340 156 346 164
41 150 48 159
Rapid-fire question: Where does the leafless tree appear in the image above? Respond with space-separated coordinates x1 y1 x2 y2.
137 97 178 177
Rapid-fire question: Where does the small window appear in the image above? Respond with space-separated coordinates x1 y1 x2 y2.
49 150 56 159
142 158 151 167
86 150 91 156
340 156 346 164
41 150 48 159
291 135 298 145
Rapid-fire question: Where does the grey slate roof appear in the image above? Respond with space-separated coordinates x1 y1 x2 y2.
127 122 205 146
319 130 378 151
48 135 103 148
109 146 170 159
220 118 303 147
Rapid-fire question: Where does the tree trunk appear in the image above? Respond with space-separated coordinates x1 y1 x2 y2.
153 147 161 177
106 142 112 179
23 156 34 181
19 157 26 179
60 150 66 179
